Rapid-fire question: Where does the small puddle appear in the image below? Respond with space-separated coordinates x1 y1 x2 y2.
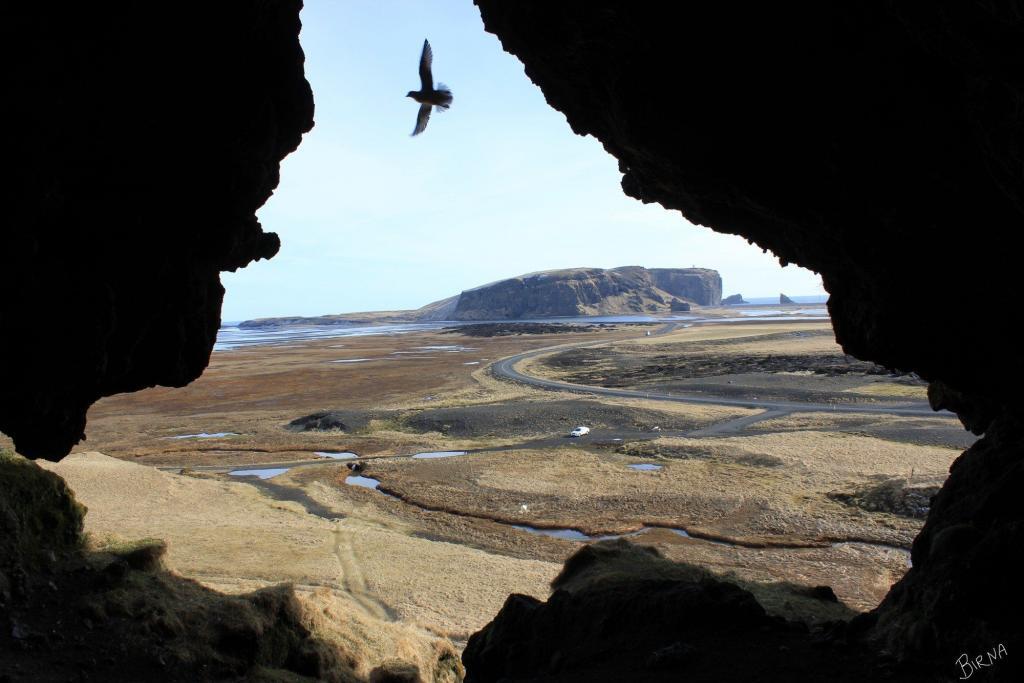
229 468 289 479
513 524 665 543
330 358 374 363
345 475 382 490
512 525 593 541
344 475 400 500
628 463 663 471
314 451 358 460
411 451 469 460
165 432 238 440
463 361 480 365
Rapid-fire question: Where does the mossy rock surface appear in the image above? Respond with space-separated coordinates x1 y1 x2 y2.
1 449 85 576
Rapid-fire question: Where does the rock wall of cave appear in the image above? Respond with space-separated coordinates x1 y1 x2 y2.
474 0 1023 676
475 0 1023 416
4 0 1023 679
2 2 313 459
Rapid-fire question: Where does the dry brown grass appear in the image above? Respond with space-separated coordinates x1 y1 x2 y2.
754 410 961 433
64 328 635 466
21 321 965 645
844 382 928 399
363 431 956 548
627 322 835 348
516 321 839 384
43 452 558 642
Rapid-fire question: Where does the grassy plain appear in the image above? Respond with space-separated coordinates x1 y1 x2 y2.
13 319 975 662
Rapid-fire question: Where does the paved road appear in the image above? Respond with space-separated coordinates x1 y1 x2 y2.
490 321 945 419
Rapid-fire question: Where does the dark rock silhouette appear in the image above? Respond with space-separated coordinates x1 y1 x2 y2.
474 0 1024 678
0 453 420 681
464 541 936 682
780 293 796 305
722 294 747 305
2 3 313 458
474 1 1022 412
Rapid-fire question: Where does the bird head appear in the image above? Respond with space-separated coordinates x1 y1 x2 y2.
406 91 416 98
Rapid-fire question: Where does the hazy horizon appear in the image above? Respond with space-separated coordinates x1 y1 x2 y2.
224 271 827 323
221 0 824 321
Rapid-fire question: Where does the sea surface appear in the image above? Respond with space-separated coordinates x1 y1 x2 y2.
216 296 829 352
738 295 828 305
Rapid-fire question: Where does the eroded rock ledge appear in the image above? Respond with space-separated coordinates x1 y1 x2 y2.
2 2 314 459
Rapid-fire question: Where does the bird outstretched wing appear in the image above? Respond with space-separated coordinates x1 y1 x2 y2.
418 39 433 91
412 103 431 136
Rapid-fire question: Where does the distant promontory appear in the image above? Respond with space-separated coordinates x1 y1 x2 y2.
239 266 721 328
418 266 721 321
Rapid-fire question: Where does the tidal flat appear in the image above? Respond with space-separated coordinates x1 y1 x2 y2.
22 319 973 656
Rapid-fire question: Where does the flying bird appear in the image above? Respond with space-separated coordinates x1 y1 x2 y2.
406 39 453 136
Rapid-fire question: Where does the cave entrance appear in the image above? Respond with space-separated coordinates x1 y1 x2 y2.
4 1 997 681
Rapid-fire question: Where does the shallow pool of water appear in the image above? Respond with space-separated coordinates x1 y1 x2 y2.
345 475 383 490
314 451 358 460
412 451 469 459
229 468 289 479
512 524 665 542
512 525 593 541
628 463 663 471
165 432 237 440
738 308 828 317
330 358 374 363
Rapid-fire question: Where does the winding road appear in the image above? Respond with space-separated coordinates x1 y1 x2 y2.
490 320 946 422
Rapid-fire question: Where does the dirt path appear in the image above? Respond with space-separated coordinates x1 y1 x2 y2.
332 523 397 622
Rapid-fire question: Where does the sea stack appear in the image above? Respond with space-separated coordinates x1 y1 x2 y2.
779 293 795 305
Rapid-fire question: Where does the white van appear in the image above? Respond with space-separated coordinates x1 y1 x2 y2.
569 426 590 437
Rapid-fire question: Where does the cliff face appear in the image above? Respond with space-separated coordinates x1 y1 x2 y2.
474 0 1024 675
649 269 722 306
449 266 721 320
2 3 313 458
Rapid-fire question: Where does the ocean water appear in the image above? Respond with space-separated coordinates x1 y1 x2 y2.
216 297 830 352
215 322 448 351
735 295 828 305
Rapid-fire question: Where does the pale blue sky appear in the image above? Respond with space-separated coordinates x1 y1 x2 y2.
222 0 824 321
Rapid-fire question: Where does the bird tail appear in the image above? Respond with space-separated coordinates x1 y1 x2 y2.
435 83 453 111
